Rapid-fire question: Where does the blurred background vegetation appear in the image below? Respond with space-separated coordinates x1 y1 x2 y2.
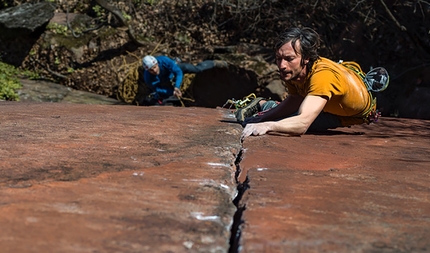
1 0 429 117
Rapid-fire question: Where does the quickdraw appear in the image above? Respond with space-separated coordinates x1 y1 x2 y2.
222 93 257 109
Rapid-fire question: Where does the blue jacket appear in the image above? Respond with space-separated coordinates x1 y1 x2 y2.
143 56 183 97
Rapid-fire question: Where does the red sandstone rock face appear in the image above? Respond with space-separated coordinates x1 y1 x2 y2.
0 103 241 252
1 102 429 252
239 118 430 252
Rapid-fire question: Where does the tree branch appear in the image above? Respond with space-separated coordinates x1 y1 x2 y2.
94 0 150 47
379 0 407 31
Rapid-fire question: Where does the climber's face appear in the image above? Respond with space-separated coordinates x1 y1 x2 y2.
276 40 309 83
148 64 160 75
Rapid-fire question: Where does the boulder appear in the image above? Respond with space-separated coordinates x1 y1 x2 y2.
0 2 56 66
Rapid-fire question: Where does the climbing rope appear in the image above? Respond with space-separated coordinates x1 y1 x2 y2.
117 60 141 103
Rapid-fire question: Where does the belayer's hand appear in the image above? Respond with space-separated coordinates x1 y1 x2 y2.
173 87 182 98
149 92 159 99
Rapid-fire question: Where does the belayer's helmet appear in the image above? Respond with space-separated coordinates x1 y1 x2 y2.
142 55 157 70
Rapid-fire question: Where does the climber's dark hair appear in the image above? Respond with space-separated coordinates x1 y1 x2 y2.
275 27 321 70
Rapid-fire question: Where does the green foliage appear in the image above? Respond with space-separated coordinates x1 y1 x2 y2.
92 5 105 18
123 12 131 21
46 22 68 35
176 33 190 44
146 0 158 5
0 0 10 8
0 62 39 101
0 62 22 101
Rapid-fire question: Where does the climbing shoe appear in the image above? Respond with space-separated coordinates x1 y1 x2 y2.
234 97 264 123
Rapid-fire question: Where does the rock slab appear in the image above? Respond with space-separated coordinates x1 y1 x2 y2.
0 102 241 253
1 101 429 253
239 118 430 253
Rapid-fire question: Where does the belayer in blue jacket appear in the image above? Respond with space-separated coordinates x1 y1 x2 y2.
142 55 183 101
139 55 228 105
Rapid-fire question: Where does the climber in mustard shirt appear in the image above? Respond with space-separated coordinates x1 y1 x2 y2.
238 27 387 139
